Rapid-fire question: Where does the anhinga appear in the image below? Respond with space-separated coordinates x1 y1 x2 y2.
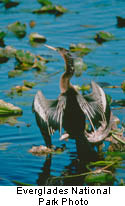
32 45 111 157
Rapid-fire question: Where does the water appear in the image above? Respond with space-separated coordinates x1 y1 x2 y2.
0 0 125 186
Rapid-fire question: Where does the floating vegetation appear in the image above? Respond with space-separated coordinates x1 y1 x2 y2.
0 0 19 9
0 142 11 151
29 20 36 28
29 32 47 46
15 49 46 71
116 16 125 28
88 65 111 76
15 49 35 65
0 30 6 47
94 31 115 44
8 81 36 97
70 43 92 56
84 172 115 185
33 5 68 16
0 115 21 125
23 80 36 88
80 84 91 92
0 99 22 115
0 46 16 63
46 160 119 186
32 59 46 71
74 58 87 77
8 21 26 38
0 49 9 63
9 85 30 96
8 70 23 78
111 99 125 107
37 0 52 6
121 81 125 92
29 144 66 156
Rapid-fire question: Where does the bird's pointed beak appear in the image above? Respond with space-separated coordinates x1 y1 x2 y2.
44 44 57 51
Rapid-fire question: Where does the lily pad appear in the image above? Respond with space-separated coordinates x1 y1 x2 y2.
37 0 52 6
0 116 21 125
88 66 111 76
0 30 6 47
33 5 68 16
70 43 92 56
8 80 36 97
5 1 19 9
0 46 16 63
0 30 6 40
10 85 30 96
116 16 125 28
84 172 115 185
0 99 22 115
15 50 35 65
94 31 115 44
29 32 46 46
80 84 91 92
8 70 23 78
0 0 19 9
121 81 125 92
23 80 36 88
111 99 125 107
15 62 32 71
32 59 46 71
2 46 16 58
0 48 9 63
8 21 26 38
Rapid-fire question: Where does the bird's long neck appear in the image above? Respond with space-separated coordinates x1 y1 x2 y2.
60 71 73 93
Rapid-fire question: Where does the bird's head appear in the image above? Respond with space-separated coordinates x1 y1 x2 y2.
44 44 74 76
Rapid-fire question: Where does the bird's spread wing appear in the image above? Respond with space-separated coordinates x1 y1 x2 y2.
76 81 111 132
33 91 66 137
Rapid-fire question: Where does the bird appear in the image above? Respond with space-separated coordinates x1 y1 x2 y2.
32 45 111 157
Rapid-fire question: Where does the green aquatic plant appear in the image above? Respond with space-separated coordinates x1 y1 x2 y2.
8 70 23 78
0 0 19 9
0 30 6 47
8 21 26 38
29 32 47 46
33 5 68 16
23 80 36 88
74 58 87 77
88 65 111 76
94 31 115 44
15 50 35 65
8 80 36 97
121 81 125 92
0 99 22 115
37 0 52 6
70 43 92 56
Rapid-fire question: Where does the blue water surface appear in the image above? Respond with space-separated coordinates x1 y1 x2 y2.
0 0 125 186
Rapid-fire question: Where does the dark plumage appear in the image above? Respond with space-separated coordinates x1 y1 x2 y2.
33 45 111 150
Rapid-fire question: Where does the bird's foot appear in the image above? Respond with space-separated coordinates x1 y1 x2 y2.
59 133 69 141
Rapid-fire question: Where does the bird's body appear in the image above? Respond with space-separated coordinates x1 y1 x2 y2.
62 87 85 137
32 45 111 153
